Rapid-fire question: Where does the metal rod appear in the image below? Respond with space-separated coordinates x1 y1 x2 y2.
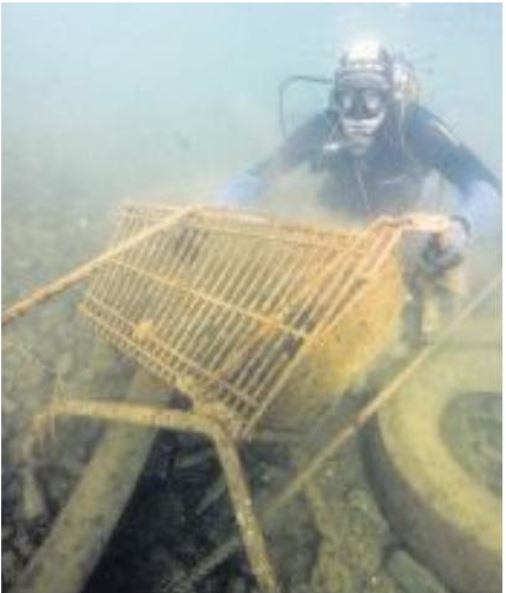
29 399 280 593
12 369 173 593
2 207 197 326
168 270 501 591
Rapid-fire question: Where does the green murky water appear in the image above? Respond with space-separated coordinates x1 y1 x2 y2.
2 4 501 593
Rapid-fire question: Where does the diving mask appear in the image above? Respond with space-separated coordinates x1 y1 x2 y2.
334 85 390 156
333 87 390 120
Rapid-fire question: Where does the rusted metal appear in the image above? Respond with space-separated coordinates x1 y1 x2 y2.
20 205 453 593
79 206 446 440
1 206 196 326
165 270 501 592
28 398 279 593
13 368 174 593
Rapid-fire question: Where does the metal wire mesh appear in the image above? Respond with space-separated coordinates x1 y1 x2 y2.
80 205 406 440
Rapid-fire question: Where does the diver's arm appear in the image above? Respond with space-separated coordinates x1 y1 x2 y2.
217 112 334 208
406 105 501 237
405 105 501 270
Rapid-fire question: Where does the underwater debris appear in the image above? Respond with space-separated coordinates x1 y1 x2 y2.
6 204 494 593
369 310 501 593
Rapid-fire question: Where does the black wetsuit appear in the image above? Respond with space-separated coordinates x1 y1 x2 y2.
250 103 500 222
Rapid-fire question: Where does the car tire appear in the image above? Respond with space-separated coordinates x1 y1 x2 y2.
366 317 501 593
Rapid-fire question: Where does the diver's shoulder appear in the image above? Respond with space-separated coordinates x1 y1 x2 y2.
404 103 460 146
404 103 443 129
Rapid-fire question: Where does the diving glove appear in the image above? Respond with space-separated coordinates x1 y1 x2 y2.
423 179 501 272
423 217 471 272
455 179 501 238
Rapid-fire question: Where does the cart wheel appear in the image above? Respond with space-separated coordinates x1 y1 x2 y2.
366 324 501 593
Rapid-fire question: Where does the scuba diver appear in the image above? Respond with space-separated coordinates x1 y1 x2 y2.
218 41 500 275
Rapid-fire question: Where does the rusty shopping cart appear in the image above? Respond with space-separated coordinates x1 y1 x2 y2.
20 204 450 593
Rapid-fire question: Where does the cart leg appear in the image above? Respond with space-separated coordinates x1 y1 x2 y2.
29 399 280 593
213 432 280 593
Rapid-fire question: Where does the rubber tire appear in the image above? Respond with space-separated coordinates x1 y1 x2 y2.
367 316 501 593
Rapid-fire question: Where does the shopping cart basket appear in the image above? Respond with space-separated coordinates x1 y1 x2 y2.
29 204 448 593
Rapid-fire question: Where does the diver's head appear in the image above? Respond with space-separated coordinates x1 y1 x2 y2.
331 41 395 156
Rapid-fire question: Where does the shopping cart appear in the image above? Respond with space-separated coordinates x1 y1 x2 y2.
28 204 449 592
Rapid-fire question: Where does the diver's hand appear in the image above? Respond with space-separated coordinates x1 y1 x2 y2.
215 171 267 208
422 217 471 272
456 180 501 238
